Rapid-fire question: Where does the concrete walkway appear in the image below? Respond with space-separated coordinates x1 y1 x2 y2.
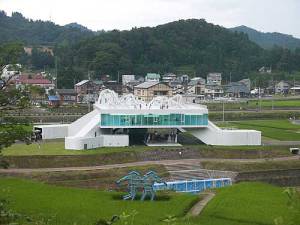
262 141 300 146
187 192 216 216
0 156 299 174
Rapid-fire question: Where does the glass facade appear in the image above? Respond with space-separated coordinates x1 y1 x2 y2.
100 113 208 127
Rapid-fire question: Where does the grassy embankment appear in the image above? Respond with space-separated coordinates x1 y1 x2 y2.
16 165 169 190
201 160 300 172
2 141 294 157
2 141 154 156
0 179 299 225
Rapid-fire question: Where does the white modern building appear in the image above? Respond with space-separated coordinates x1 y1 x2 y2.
35 89 261 150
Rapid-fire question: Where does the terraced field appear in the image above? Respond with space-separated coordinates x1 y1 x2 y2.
0 179 299 225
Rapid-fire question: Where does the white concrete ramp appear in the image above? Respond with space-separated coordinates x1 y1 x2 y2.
65 109 129 150
65 110 101 150
67 109 99 137
188 121 261 146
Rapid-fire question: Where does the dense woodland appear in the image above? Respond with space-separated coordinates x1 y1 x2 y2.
1 11 300 88
54 19 300 88
0 11 94 46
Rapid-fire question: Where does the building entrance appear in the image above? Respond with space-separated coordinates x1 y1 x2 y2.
144 128 180 146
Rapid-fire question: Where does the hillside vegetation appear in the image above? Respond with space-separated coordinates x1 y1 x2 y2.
55 19 300 87
0 11 94 45
1 12 300 88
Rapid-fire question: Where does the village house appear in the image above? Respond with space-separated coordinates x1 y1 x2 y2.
275 81 290 95
75 80 103 103
162 73 177 83
134 81 172 102
15 73 55 93
224 82 250 98
205 84 224 98
187 77 206 95
207 73 222 86
56 89 77 104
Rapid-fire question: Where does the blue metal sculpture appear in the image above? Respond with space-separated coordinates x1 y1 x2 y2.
116 171 166 201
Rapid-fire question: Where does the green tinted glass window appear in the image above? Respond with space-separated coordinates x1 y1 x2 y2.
101 113 208 126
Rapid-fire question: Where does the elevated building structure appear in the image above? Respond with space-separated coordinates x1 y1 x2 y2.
35 89 261 150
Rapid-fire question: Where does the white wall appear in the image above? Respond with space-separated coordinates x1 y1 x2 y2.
101 135 129 147
189 121 261 146
34 124 69 139
65 135 129 150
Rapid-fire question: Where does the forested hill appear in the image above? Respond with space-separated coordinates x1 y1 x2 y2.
0 11 94 46
56 19 266 86
1 12 300 88
231 25 300 50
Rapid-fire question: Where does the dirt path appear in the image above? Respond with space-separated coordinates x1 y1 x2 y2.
0 156 299 174
187 192 215 216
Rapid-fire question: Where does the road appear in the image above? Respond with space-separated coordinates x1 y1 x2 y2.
1 156 299 174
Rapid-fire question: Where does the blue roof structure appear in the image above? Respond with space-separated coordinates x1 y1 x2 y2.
48 95 60 101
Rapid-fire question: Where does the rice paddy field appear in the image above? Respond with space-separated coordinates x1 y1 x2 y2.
219 119 300 141
0 178 299 225
206 98 300 111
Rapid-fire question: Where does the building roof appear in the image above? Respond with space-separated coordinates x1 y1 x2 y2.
188 79 205 86
48 95 60 101
94 89 207 112
92 80 103 85
134 81 160 89
224 82 250 94
17 75 52 85
146 73 160 79
75 80 89 86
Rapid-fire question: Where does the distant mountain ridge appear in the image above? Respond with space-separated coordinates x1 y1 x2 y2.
1 10 300 51
0 11 94 46
230 25 300 50
64 23 90 32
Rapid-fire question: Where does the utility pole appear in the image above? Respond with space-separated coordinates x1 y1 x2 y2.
55 56 58 89
259 87 262 111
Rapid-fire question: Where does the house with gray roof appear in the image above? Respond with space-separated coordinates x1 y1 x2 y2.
134 81 172 102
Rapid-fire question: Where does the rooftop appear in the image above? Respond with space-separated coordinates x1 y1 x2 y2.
134 81 160 89
48 95 60 101
17 75 52 85
75 80 89 86
57 89 77 95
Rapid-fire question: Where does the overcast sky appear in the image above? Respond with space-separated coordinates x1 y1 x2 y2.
1 0 300 38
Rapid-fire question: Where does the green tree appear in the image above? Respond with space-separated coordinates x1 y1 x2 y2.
0 42 32 167
31 47 54 69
